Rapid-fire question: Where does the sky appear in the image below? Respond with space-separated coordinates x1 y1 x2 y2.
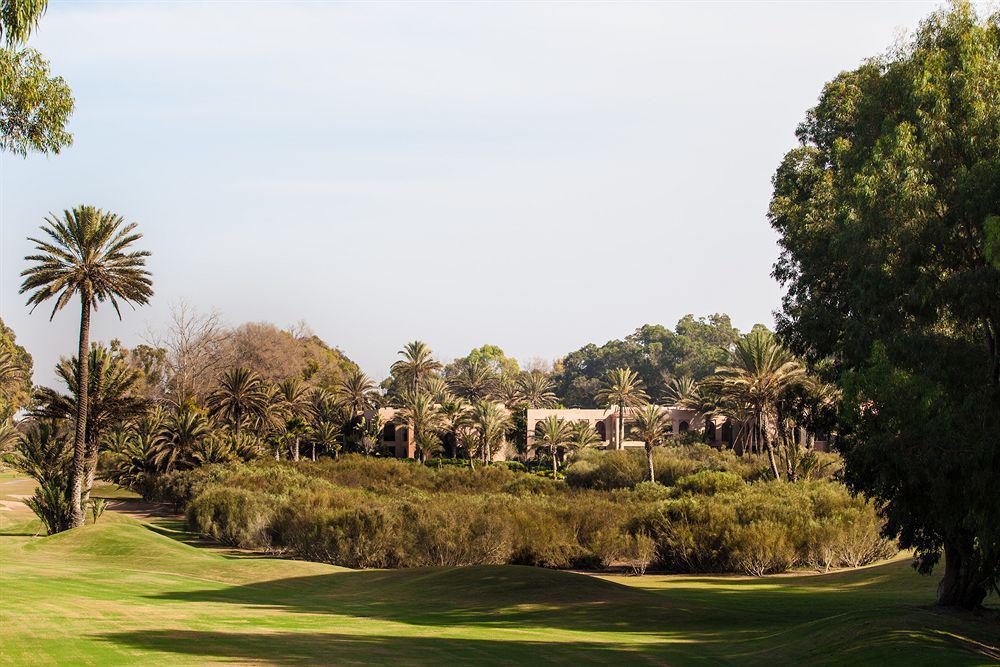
0 0 978 386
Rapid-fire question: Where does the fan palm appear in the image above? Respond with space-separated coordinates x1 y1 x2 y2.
20 206 152 527
33 345 148 503
205 367 271 435
390 341 441 393
708 330 806 480
394 391 445 463
516 371 557 408
595 367 648 450
534 415 572 476
629 405 671 483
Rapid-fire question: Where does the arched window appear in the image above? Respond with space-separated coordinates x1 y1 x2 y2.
705 420 717 441
383 424 396 441
679 421 690 433
399 427 409 440
595 422 607 440
722 420 734 445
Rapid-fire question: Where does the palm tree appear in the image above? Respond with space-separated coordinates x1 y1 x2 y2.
420 375 452 404
533 415 572 476
336 368 375 420
32 345 148 503
310 421 341 460
468 399 510 466
708 330 806 480
516 371 557 408
629 405 671 483
154 406 208 472
0 347 28 416
276 377 312 461
450 358 496 402
595 367 648 450
438 396 469 458
205 367 271 434
20 206 153 527
568 420 602 450
390 341 441 393
394 391 445 464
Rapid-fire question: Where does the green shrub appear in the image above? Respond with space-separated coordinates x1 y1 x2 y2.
674 471 745 496
186 486 276 549
730 520 797 576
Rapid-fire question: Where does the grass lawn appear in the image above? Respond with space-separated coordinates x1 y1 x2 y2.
1 488 997 665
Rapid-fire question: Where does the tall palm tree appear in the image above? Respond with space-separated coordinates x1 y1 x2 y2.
450 358 496 402
630 405 670 483
708 330 806 480
20 206 152 527
595 367 648 450
205 367 270 435
33 345 148 503
390 341 441 394
438 396 469 458
516 371 557 408
394 391 445 463
276 377 312 461
468 400 510 466
336 368 375 420
420 375 452 404
534 415 572 477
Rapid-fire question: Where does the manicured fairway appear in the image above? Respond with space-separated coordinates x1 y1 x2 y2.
1 499 997 665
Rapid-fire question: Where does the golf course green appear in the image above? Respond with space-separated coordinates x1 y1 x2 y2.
1 481 997 665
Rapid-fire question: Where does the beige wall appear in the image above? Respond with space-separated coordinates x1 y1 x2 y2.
526 406 727 451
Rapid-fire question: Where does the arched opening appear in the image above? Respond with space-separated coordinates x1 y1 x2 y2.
705 420 716 442
722 420 734 445
679 421 690 433
595 422 607 440
383 423 396 441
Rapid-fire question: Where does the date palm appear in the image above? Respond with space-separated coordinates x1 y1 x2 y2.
516 371 557 408
153 406 208 472
569 420 602 450
20 206 152 527
394 390 445 464
468 399 510 466
708 330 806 480
205 367 270 435
595 367 648 450
390 341 441 393
630 405 670 483
438 397 469 458
276 377 312 461
33 345 147 503
450 358 495 402
420 375 452 403
336 368 375 419
310 420 341 460
534 415 572 476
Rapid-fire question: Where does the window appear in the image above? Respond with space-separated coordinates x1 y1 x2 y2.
383 424 396 441
679 421 690 432
596 422 606 439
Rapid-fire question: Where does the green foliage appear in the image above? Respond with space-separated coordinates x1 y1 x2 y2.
552 316 741 407
768 2 1000 608
89 497 108 524
1 0 48 46
24 475 73 535
0 317 33 424
0 48 73 156
674 470 745 496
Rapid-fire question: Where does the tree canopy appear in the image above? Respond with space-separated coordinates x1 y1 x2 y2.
768 1 999 608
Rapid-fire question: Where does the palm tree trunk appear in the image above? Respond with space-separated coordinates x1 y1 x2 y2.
646 444 655 483
618 404 624 450
552 447 558 477
69 295 91 528
81 437 99 505
293 436 300 461
761 414 781 480
311 442 316 461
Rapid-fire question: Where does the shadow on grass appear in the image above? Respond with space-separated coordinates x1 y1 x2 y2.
96 629 675 665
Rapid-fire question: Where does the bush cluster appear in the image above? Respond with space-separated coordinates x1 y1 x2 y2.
170 453 894 575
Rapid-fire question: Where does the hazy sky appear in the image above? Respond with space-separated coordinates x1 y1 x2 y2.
0 1 969 386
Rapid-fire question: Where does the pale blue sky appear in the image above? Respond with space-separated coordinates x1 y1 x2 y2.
0 1 966 385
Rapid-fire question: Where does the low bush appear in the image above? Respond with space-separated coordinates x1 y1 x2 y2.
171 454 893 576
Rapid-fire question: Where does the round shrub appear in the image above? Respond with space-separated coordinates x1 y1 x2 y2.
674 471 745 496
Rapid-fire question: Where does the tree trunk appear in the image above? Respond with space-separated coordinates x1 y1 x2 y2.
551 447 558 477
81 437 99 506
293 436 300 461
311 442 316 461
618 404 624 450
646 444 655 483
937 538 988 608
69 295 91 528
761 415 781 481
